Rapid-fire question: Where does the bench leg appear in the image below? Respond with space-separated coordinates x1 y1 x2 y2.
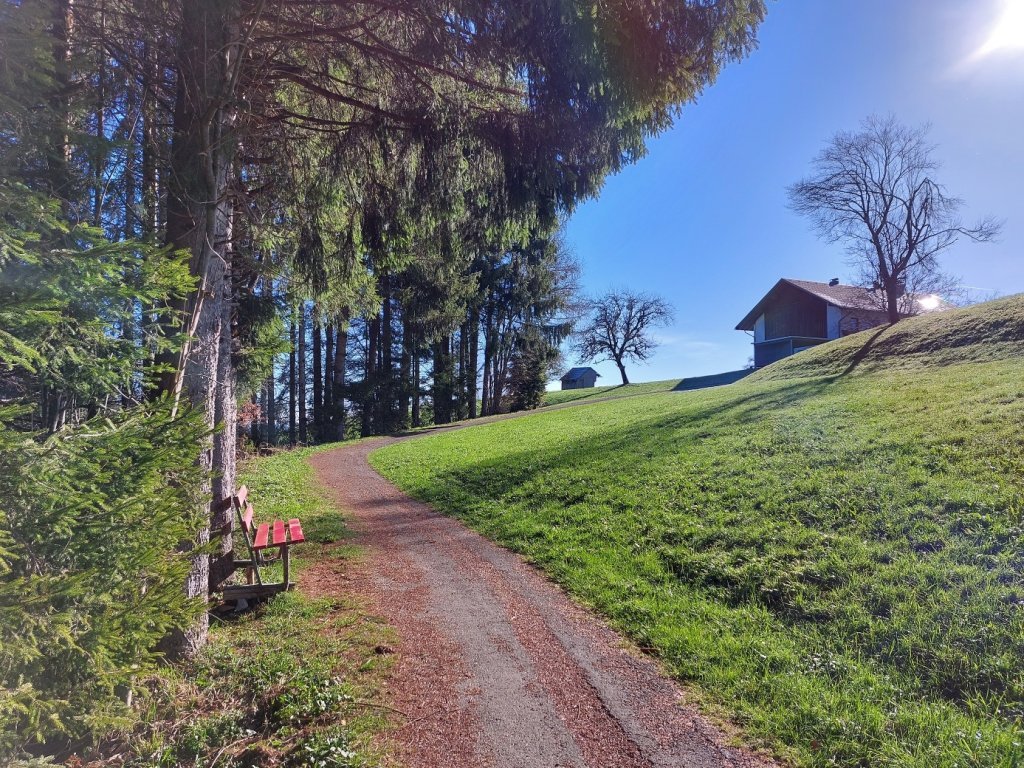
282 544 290 590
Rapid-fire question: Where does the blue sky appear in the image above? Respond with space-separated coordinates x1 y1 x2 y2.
561 0 1024 385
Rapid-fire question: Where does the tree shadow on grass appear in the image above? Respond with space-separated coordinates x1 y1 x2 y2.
397 377 836 512
840 326 890 377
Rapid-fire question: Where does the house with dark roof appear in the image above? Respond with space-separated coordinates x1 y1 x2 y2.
736 278 946 368
560 367 600 390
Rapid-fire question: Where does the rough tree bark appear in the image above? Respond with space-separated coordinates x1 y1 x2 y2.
467 306 479 419
288 315 297 445
380 287 393 432
332 310 348 440
324 322 334 434
312 321 322 440
158 0 240 658
298 302 308 443
209 214 237 592
411 352 421 428
362 315 379 437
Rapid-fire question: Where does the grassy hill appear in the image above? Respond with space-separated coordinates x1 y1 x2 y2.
370 295 1024 767
542 371 754 407
541 378 683 406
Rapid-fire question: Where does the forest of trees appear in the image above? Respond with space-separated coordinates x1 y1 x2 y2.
0 0 764 756
250 229 581 449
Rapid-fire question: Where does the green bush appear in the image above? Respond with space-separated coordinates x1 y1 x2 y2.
0 401 206 759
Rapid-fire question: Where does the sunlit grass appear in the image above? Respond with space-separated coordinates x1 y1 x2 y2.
372 296 1024 767
542 378 683 406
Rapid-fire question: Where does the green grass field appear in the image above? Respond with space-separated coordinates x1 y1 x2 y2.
371 295 1024 767
541 378 683 406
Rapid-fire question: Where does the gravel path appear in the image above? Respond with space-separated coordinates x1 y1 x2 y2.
309 433 780 768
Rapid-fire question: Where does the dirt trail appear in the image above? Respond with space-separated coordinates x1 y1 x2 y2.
309 433 779 768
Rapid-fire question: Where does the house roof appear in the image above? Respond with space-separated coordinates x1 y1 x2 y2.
561 366 599 381
735 278 945 331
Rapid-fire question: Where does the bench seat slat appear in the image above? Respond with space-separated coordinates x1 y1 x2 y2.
271 519 286 546
288 518 305 544
253 522 270 550
236 485 249 508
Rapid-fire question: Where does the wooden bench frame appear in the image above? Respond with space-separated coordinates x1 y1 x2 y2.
221 485 305 602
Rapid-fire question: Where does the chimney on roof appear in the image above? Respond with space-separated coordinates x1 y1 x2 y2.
829 277 840 287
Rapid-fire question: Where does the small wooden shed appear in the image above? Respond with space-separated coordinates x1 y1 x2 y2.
560 367 600 390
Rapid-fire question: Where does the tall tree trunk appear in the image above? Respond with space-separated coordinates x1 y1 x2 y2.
432 336 454 424
47 0 74 210
332 310 348 441
615 358 629 385
288 315 297 445
312 321 322 441
298 304 308 443
885 278 902 324
481 304 494 416
141 41 159 236
398 315 411 428
209 223 237 592
92 9 105 229
457 322 468 420
362 315 379 437
467 307 479 419
380 288 393 432
324 322 334 435
158 0 241 658
250 392 260 447
121 61 139 407
265 372 275 444
411 352 421 428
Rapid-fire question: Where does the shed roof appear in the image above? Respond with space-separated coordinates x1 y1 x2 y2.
561 366 600 381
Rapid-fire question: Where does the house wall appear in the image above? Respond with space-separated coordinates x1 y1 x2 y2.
754 337 830 368
754 314 766 343
754 339 792 368
763 283 827 339
561 371 598 390
838 309 890 336
826 305 842 340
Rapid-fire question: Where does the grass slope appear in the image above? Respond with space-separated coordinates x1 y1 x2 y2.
371 296 1024 767
542 378 683 406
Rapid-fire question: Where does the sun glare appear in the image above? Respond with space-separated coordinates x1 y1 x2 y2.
919 295 942 311
977 0 1024 57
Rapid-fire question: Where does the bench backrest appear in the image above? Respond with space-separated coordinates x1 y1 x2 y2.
232 485 256 536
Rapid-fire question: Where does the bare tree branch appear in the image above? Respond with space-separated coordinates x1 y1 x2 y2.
573 290 674 384
789 115 1001 322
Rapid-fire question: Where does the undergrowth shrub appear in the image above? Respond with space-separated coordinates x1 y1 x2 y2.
0 401 206 760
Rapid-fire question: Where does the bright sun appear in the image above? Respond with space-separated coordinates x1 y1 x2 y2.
977 0 1024 57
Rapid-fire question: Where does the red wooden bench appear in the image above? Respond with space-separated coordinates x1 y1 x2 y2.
221 485 305 601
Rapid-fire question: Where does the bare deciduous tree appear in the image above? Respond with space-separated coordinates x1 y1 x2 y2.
574 291 674 385
789 115 1000 323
